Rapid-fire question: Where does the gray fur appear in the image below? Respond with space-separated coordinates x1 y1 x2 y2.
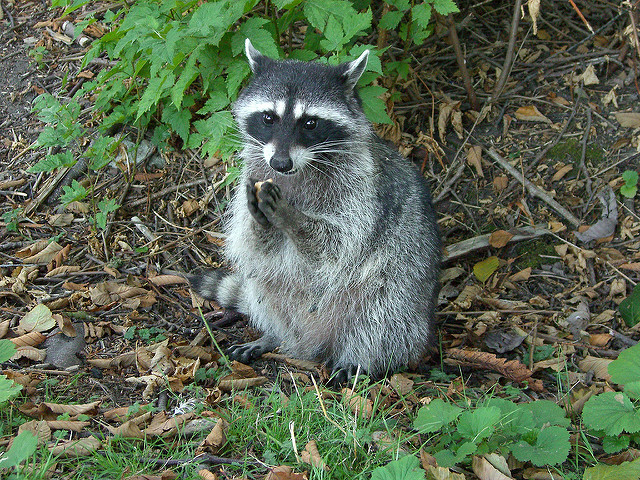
190 41 441 378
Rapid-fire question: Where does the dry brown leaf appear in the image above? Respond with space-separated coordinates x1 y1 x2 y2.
341 388 374 418
521 467 565 479
57 315 78 337
197 470 218 480
15 239 49 258
265 465 308 480
514 105 551 123
12 346 47 362
389 373 414 396
46 265 81 277
445 348 544 392
218 376 268 391
43 400 101 417
425 466 466 480
88 351 136 370
472 455 513 480
48 435 102 457
10 331 47 348
18 304 56 334
175 345 214 362
551 164 573 182
620 262 640 271
18 420 51 444
509 267 532 282
89 281 156 309
196 418 228 455
47 243 71 272
614 111 640 128
579 65 600 85
578 355 612 381
300 440 329 471
143 411 195 438
108 419 145 438
21 241 64 265
467 145 484 178
600 448 640 465
493 176 509 192
588 333 612 347
147 274 189 286
489 230 513 248
0 319 10 338
46 420 91 432
48 213 74 227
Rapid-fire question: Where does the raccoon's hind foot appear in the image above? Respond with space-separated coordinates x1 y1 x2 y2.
246 178 287 228
227 335 279 363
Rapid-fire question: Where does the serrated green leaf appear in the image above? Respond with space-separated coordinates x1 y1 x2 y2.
187 2 227 38
28 151 76 173
380 10 405 30
609 342 640 387
624 381 640 400
583 391 640 436
584 458 640 480
619 284 640 327
359 85 392 125
136 70 175 121
342 8 372 41
386 0 411 11
411 3 432 29
413 398 462 433
226 59 251 98
170 62 199 109
525 399 571 428
433 449 456 468
621 184 638 198
371 455 425 480
320 15 345 52
482 398 535 434
432 0 459 15
162 105 192 144
60 180 87 205
233 17 278 58
0 375 23 403
457 406 501 442
622 170 639 184
0 431 37 469
510 425 569 466
0 340 17 363
603 434 630 454
473 256 499 282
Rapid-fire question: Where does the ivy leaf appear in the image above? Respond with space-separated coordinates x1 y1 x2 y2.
432 0 460 15
28 151 76 173
510 426 570 466
371 455 425 480
457 406 501 442
414 398 462 433
584 458 640 480
582 391 640 436
359 85 392 125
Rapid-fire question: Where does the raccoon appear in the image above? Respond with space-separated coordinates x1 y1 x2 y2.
189 40 441 381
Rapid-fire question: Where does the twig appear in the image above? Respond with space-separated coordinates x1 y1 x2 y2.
127 178 208 208
579 107 594 206
445 13 479 110
492 0 523 101
567 0 594 33
487 148 581 227
444 223 550 261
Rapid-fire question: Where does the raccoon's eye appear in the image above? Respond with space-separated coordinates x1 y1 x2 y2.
262 112 275 125
303 118 317 130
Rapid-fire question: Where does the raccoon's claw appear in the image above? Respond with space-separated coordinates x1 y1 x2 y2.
226 338 275 363
255 181 284 224
247 180 270 227
329 364 360 385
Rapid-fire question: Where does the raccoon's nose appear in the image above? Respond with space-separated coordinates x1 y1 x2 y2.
270 154 294 173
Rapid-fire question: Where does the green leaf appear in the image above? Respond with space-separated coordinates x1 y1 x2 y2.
198 92 230 115
624 381 640 400
619 283 640 327
582 391 640 436
0 339 17 363
0 431 37 469
433 442 476 468
226 59 251 98
584 458 640 480
473 256 499 282
162 105 192 144
482 398 535 434
136 70 175 121
60 180 87 205
603 434 630 454
28 151 76 173
411 3 432 29
525 400 571 428
622 169 639 185
621 183 638 198
379 10 405 30
170 62 199 110
510 426 570 466
359 85 392 125
413 398 462 433
432 0 460 15
370 455 425 480
0 375 23 403
457 406 501 442
609 342 640 387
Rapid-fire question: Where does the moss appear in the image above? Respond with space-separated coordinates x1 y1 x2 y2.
547 138 606 167
515 239 557 269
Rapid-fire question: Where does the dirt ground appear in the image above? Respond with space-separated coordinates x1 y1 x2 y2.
1 0 640 475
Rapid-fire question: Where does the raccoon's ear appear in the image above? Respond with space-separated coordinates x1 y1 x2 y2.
245 39 269 74
340 50 369 91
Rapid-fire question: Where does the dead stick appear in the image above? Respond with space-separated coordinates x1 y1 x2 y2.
487 148 581 227
445 13 478 110
492 0 523 101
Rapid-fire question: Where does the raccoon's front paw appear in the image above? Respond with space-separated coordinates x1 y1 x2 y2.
329 364 361 385
226 337 275 363
247 178 288 228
